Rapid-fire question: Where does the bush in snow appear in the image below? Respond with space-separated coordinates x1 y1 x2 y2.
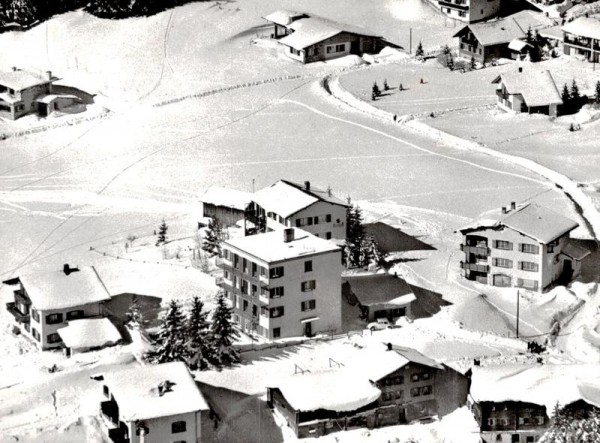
202 217 223 257
209 292 240 366
155 218 168 246
146 299 188 364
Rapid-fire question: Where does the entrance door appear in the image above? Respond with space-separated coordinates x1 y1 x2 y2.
304 321 312 337
399 407 406 424
38 103 48 117
350 40 360 54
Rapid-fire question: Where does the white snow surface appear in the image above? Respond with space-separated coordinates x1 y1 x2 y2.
200 185 252 211
57 317 121 350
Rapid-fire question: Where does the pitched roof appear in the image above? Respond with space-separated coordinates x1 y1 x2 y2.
0 69 56 91
508 38 531 52
342 274 414 306
224 228 340 263
3 267 111 310
492 70 562 107
561 242 591 261
57 318 121 350
262 10 308 26
252 180 347 218
200 186 253 211
460 203 578 244
103 362 209 421
279 16 381 50
563 17 600 40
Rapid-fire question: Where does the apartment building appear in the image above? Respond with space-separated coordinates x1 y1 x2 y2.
97 362 210 443
563 17 600 63
246 180 348 239
3 264 112 349
459 202 587 292
439 0 500 23
217 227 342 340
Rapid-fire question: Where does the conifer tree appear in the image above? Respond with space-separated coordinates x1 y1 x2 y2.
571 79 581 107
383 78 389 91
344 205 367 268
186 296 211 370
202 217 223 257
372 81 381 97
209 292 240 366
561 83 571 113
147 299 187 364
156 219 168 246
595 80 600 105
415 41 424 58
125 295 143 329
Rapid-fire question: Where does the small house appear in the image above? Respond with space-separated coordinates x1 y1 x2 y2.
438 0 501 24
199 185 253 228
342 274 415 323
97 362 211 443
262 11 390 63
562 16 600 63
491 69 563 117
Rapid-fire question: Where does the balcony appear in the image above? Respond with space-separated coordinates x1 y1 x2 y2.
461 262 489 273
6 302 30 323
460 244 490 256
333 222 345 227
259 293 270 305
439 0 469 10
259 274 269 285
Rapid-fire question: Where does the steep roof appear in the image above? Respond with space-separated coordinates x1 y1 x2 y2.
342 274 414 306
262 10 308 26
3 267 111 311
0 69 57 91
492 70 562 107
225 228 340 263
200 186 253 211
252 179 347 218
279 16 381 50
460 203 578 244
563 17 600 40
57 318 121 350
103 362 209 421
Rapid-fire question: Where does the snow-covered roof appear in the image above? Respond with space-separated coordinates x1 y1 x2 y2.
35 94 80 104
3 267 111 311
563 17 600 40
0 92 19 104
342 274 414 306
224 228 340 263
252 180 347 219
352 346 444 382
273 369 381 412
103 362 209 421
0 69 56 91
279 16 381 50
262 10 308 26
508 38 531 52
492 70 562 107
470 363 600 414
460 203 578 244
561 242 591 261
57 318 121 350
200 186 252 211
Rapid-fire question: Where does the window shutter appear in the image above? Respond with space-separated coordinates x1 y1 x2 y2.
507 242 513 250
492 258 497 266
534 245 540 254
492 240 498 248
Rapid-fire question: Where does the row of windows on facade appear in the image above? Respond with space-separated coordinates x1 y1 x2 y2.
487 416 545 426
27 309 85 325
290 44 347 57
492 240 552 254
381 385 433 402
224 250 314 277
232 315 281 338
447 7 467 17
29 327 61 344
491 258 540 272
0 102 24 112
228 292 316 317
225 272 317 297
381 371 432 387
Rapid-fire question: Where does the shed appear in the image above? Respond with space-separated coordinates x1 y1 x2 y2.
57 317 121 354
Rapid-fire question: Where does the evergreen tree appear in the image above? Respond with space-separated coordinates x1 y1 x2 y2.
202 217 223 257
442 44 450 55
415 41 424 58
147 299 187 364
156 219 168 246
561 83 571 113
344 205 367 268
209 292 240 366
365 234 382 267
595 80 600 105
125 295 143 329
372 81 381 97
383 78 389 91
571 79 581 107
540 403 600 442
186 296 211 370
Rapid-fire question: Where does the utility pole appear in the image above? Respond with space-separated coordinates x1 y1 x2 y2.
409 28 413 55
516 289 520 339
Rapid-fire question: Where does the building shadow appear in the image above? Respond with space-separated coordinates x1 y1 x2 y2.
365 222 436 255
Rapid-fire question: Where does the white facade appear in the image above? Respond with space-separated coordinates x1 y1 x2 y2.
439 0 500 23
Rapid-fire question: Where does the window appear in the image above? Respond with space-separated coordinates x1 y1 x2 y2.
410 387 421 397
251 284 257 296
536 416 544 425
313 216 319 225
496 435 502 442
511 435 519 443
233 253 240 269
382 392 393 401
45 313 63 325
66 310 84 320
487 418 496 426
461 43 465 49
517 278 538 290
252 304 257 317
520 243 539 254
273 327 281 338
421 385 432 395
278 216 284 224
296 218 305 227
307 217 313 226
411 373 420 382
493 258 513 268
336 44 345 52
421 372 431 380
171 421 186 434
223 249 229 260
519 261 539 272
326 232 332 240
304 261 313 272
243 300 249 311
31 309 40 322
301 300 316 311
241 279 249 294
395 390 404 399
326 214 332 223
270 306 284 318
47 333 61 344
301 280 316 292
242 258 248 274
479 48 482 55
32 328 40 341
103 385 110 398
494 240 513 250
260 266 267 277
459 10 466 17
270 266 284 278
251 262 258 277
526 437 535 443
270 287 284 298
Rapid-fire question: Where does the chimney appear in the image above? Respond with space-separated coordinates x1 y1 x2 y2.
387 342 393 351
11 66 16 72
46 70 52 80
518 66 523 73
501 206 507 214
510 201 516 210
283 228 295 243
304 181 310 191
63 264 71 275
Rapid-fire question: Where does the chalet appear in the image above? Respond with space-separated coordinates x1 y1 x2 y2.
247 180 348 239
562 16 600 63
218 227 342 339
492 69 562 117
459 202 588 292
3 264 115 350
267 344 468 438
454 11 550 63
97 362 211 443
0 67 81 120
199 185 253 228
468 363 600 443
342 274 415 323
438 0 500 24
263 11 389 63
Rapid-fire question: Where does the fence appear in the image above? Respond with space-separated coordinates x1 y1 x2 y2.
236 329 366 353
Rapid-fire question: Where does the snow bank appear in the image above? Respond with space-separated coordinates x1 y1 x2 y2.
327 75 397 122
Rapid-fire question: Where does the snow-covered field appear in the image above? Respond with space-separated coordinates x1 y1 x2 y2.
1 0 599 441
